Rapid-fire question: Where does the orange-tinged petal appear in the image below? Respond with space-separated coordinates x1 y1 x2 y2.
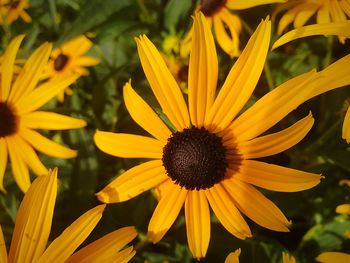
225 249 241 263
94 131 163 159
37 205 106 263
123 82 171 141
96 160 168 203
238 112 314 159
317 3 330 24
188 12 218 126
185 190 210 259
113 246 136 263
336 204 350 215
226 0 286 10
148 182 187 243
19 128 77 159
0 138 8 192
342 105 350 143
316 252 350 263
0 35 25 101
136 35 190 131
0 226 8 263
8 169 57 263
235 160 322 192
205 18 270 132
9 42 52 103
293 3 319 28
205 183 251 239
224 178 290 232
66 226 137 263
20 111 86 130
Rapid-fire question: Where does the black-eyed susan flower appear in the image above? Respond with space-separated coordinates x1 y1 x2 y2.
94 12 350 259
0 0 31 24
0 35 86 193
274 0 350 43
182 0 286 57
0 169 137 262
44 35 99 102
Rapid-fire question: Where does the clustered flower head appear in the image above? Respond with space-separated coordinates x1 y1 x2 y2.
0 0 350 262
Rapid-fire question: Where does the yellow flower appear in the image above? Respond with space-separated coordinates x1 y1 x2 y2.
44 35 100 102
275 0 350 43
94 12 350 259
182 0 286 57
0 169 137 263
0 0 31 24
0 35 86 193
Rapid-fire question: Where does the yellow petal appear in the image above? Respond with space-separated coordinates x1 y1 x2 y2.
14 75 79 115
225 249 241 263
94 131 163 159
272 21 350 50
0 138 8 192
20 111 86 130
336 204 350 215
66 226 137 263
148 182 187 243
75 56 100 66
342 105 350 143
226 0 286 10
0 226 8 263
8 169 57 263
316 3 330 24
205 18 271 132
231 69 318 141
188 12 218 126
282 252 296 263
61 35 93 57
205 183 251 239
316 252 350 263
235 160 322 192
135 35 190 131
293 3 319 28
238 112 314 159
0 35 25 101
185 190 210 259
224 178 290 232
37 205 106 263
9 42 52 103
277 6 298 35
96 160 168 203
19 128 77 159
6 137 30 192
113 246 136 263
123 82 171 141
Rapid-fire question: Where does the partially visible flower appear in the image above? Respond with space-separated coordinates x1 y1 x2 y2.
0 169 137 262
0 0 31 24
342 105 350 143
44 35 100 102
182 0 286 57
274 0 350 43
283 252 296 263
225 249 241 263
0 35 86 192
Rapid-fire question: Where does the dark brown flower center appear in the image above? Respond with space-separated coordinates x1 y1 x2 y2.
200 0 227 17
10 0 20 9
162 127 228 190
0 102 18 137
54 54 69 71
177 65 188 83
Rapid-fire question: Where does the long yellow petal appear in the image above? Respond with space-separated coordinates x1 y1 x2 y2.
342 105 350 143
225 249 241 263
19 128 77 159
0 226 8 263
61 35 93 57
293 3 318 28
6 137 30 192
205 18 270 132
123 82 171 141
226 0 286 10
272 21 350 50
316 3 330 24
235 160 322 192
20 111 86 130
94 131 163 159
8 169 57 263
135 35 190 131
14 75 79 115
336 204 350 215
96 160 168 203
148 182 187 243
238 112 314 159
316 252 350 263
113 246 136 263
9 42 52 103
0 138 8 192
0 35 25 101
185 190 210 259
66 226 137 263
205 183 251 239
224 178 290 232
37 205 106 263
188 12 218 126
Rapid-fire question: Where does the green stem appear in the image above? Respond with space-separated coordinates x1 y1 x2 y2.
134 238 150 251
322 36 333 69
